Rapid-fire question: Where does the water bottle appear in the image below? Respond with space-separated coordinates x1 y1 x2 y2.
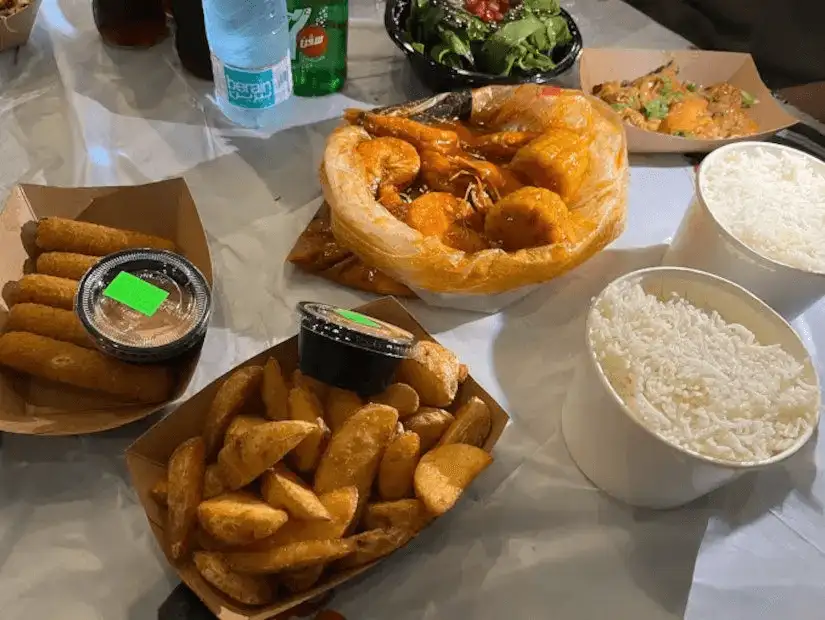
202 0 293 129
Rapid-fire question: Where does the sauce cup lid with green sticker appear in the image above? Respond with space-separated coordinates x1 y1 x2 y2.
297 301 415 396
76 249 211 364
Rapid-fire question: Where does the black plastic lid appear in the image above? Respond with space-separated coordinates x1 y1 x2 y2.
297 302 414 359
76 249 211 363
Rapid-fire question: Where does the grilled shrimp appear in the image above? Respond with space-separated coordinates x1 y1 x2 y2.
466 131 539 160
351 112 459 154
356 137 421 215
405 192 487 254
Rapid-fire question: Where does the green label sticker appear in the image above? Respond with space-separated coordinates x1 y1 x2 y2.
103 272 169 317
336 309 380 328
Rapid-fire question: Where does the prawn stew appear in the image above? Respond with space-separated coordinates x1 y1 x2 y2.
592 61 759 139
345 100 593 254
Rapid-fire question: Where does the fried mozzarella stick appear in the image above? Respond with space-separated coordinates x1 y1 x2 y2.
36 252 99 280
5 303 93 348
36 217 176 256
0 332 174 403
13 274 78 310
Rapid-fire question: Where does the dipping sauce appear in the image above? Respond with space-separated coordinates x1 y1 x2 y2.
76 249 211 363
297 302 414 396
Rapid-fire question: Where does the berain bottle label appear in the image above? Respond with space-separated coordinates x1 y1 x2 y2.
213 56 293 110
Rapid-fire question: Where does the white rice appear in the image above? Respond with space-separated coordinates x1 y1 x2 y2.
589 277 819 463
701 144 825 273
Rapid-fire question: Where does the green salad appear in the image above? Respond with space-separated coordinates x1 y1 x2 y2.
405 0 574 76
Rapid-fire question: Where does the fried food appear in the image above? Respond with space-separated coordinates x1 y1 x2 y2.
197 492 289 545
509 130 590 203
288 386 330 474
193 551 274 606
356 137 421 213
203 464 226 500
5 303 93 348
257 486 359 548
363 499 432 532
35 252 99 280
225 538 356 575
225 415 268 445
12 274 78 310
292 369 329 402
262 357 290 420
484 187 576 251
325 387 364 433
372 383 419 418
314 404 399 501
281 566 324 594
438 396 492 448
203 365 264 459
261 463 331 521
404 408 455 451
167 437 206 560
377 431 421 501
336 528 414 570
396 341 461 407
151 477 169 507
217 420 317 490
35 217 176 256
0 332 174 403
414 443 492 515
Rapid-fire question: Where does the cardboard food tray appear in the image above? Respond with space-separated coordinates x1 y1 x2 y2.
0 179 213 435
0 0 41 51
125 296 510 620
578 48 797 153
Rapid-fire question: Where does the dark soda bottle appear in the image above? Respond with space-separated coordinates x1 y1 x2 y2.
170 0 213 80
287 0 348 96
93 0 168 48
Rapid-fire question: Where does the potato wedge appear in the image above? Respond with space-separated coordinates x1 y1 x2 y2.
167 437 206 561
414 443 492 515
262 357 290 420
261 463 331 521
377 431 420 501
255 486 358 548
363 499 432 533
314 404 399 501
292 369 329 401
151 477 168 507
197 492 289 545
371 383 419 418
225 538 356 575
281 565 324 594
193 551 274 606
458 363 469 383
396 341 460 407
225 415 268 445
203 464 226 500
194 527 236 552
217 420 316 490
437 396 492 448
288 386 330 473
336 528 414 570
404 408 454 452
203 366 264 459
325 387 363 434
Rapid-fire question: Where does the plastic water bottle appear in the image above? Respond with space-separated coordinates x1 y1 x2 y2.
202 0 293 129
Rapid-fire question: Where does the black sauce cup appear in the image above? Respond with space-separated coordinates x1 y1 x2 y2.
385 0 583 93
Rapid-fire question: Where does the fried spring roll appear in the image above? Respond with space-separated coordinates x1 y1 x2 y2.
0 332 174 403
36 252 100 280
13 274 78 310
35 217 176 256
5 303 93 348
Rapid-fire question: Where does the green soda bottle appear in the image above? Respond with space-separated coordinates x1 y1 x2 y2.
287 0 348 96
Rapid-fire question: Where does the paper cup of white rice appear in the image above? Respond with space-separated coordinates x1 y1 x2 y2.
662 141 825 320
561 266 820 508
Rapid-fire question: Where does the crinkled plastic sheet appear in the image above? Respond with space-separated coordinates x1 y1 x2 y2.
2 0 825 619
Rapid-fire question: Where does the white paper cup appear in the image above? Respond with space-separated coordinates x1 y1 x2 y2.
662 142 825 320
561 266 820 509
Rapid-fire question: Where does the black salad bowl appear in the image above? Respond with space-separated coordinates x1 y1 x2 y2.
385 0 583 93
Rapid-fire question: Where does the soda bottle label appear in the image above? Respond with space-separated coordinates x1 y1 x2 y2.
287 5 347 68
212 56 293 110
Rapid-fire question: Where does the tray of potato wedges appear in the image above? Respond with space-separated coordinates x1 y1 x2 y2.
126 297 508 619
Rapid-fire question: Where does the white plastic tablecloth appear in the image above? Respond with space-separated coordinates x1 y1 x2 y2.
1 1 824 618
